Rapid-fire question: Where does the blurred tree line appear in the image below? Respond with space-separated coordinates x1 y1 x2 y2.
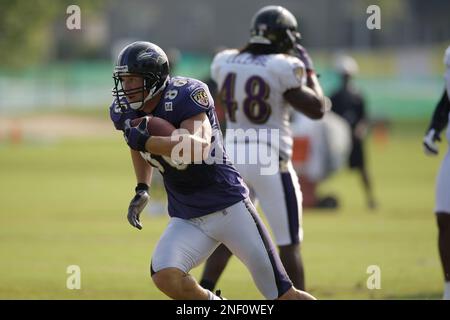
1 0 448 69
0 0 105 69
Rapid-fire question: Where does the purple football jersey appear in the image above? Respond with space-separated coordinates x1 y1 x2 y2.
110 76 249 219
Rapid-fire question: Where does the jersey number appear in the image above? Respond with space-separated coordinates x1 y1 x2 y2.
219 73 271 124
140 152 188 173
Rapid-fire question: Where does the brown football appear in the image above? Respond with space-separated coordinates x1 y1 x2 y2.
130 115 176 136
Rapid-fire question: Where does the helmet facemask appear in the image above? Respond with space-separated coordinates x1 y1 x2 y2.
250 28 301 53
112 69 168 111
287 28 302 46
111 41 170 111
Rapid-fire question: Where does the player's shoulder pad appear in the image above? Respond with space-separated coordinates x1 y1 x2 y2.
268 54 306 84
211 49 239 80
166 76 213 110
109 98 143 131
212 49 239 65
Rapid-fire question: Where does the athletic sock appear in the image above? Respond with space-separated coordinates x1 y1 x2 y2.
206 289 223 300
199 279 215 291
444 282 450 300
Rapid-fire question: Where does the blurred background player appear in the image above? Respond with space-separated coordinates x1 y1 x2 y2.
199 5 326 291
423 45 450 300
110 41 316 300
290 109 352 209
331 55 377 210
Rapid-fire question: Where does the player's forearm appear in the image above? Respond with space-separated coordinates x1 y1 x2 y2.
130 149 152 185
294 89 324 119
145 135 210 162
285 86 325 119
427 89 450 134
306 73 325 102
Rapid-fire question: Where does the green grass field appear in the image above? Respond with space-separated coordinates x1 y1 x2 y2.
0 120 446 299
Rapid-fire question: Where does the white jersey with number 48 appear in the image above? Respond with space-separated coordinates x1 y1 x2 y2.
211 49 306 159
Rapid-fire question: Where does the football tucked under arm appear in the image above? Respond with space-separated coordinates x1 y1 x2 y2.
125 112 211 162
130 115 176 136
145 112 212 162
124 115 176 152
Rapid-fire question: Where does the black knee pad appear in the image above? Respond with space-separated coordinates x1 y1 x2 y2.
437 214 450 232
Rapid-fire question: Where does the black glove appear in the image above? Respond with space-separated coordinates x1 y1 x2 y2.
124 118 151 152
127 183 150 230
291 44 314 72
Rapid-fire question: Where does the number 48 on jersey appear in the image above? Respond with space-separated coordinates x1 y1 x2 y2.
219 72 272 124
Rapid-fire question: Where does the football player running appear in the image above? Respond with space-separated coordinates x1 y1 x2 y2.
200 6 326 291
423 45 450 300
109 41 316 300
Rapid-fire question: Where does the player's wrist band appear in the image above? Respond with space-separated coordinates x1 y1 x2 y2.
135 183 149 193
137 135 151 152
